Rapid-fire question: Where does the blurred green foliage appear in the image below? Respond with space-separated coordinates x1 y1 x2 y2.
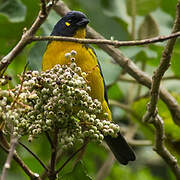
0 0 180 179
60 161 92 180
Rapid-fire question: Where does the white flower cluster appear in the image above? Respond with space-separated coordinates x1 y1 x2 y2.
0 51 120 150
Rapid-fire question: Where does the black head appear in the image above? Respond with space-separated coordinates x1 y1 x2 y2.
51 11 89 37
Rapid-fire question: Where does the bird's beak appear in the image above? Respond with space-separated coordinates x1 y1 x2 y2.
76 18 89 27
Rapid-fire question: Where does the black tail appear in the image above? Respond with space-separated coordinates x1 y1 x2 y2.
104 133 136 165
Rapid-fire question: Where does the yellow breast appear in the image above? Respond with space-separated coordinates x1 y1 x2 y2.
42 41 111 120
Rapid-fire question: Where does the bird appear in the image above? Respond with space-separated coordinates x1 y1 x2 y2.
42 11 136 165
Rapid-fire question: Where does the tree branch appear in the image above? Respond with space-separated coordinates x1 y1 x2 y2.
53 1 180 125
95 152 115 180
109 99 140 120
48 128 59 180
128 139 152 146
141 1 180 179
0 131 10 149
1 136 18 180
0 0 56 76
40 149 63 180
117 76 180 83
29 31 180 46
163 76 180 80
40 0 47 17
19 141 49 172
45 131 54 149
0 143 41 180
55 143 87 174
152 115 180 179
0 0 179 125
143 0 180 123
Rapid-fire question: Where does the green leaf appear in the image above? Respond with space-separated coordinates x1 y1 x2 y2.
135 48 157 62
151 9 173 35
6 53 26 86
163 80 180 93
127 0 161 16
75 0 130 40
121 46 157 63
135 168 163 180
27 41 46 71
108 83 123 100
41 10 60 36
0 0 26 22
108 165 163 180
101 0 131 26
27 10 60 70
120 46 144 59
100 0 132 38
160 0 178 18
147 44 164 66
132 96 180 141
134 47 158 68
0 0 39 62
96 49 121 86
60 161 92 180
138 14 159 39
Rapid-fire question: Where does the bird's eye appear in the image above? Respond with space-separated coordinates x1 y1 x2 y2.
65 22 71 26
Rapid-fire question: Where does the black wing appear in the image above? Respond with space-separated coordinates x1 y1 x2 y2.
84 44 109 105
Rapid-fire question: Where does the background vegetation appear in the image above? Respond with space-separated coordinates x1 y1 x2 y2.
0 0 180 179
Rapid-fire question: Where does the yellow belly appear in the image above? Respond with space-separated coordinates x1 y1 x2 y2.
42 41 111 120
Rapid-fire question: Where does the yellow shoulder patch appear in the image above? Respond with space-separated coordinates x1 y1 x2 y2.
65 22 70 26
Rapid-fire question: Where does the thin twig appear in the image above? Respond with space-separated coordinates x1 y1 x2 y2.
19 141 49 172
163 76 180 80
0 143 41 180
152 115 180 179
49 128 59 180
105 100 152 146
11 63 28 108
131 0 136 39
127 139 152 146
142 1 180 179
95 152 115 180
0 0 179 123
125 124 137 142
117 76 180 83
40 0 47 17
118 77 137 83
55 143 87 174
74 139 88 165
109 99 140 120
143 0 180 124
45 131 54 148
0 0 55 76
136 61 146 98
30 31 180 46
0 131 10 149
1 136 18 180
40 149 63 180
53 1 180 125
